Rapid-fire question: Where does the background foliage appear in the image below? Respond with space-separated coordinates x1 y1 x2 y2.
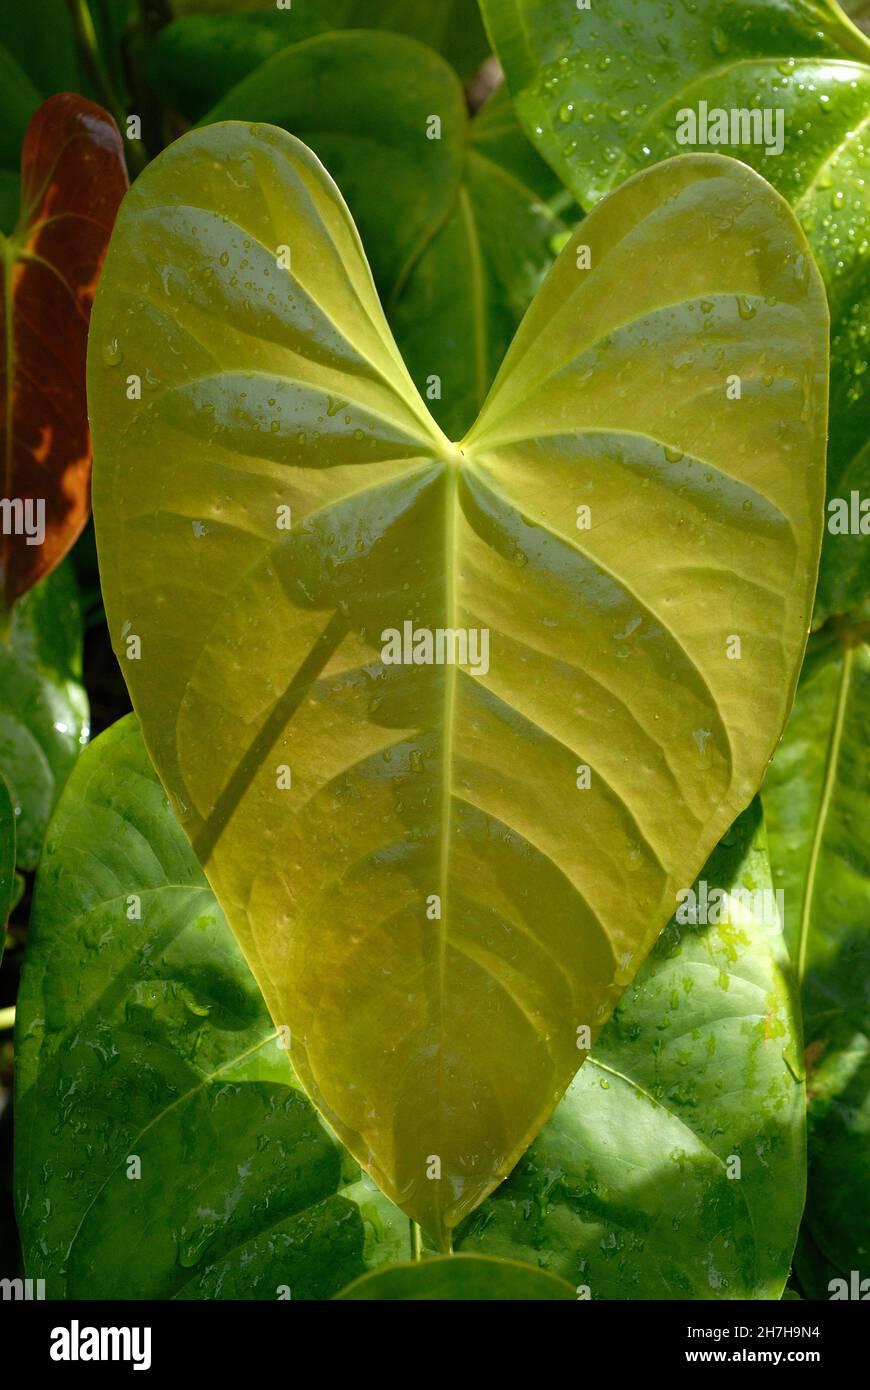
0 0 866 1299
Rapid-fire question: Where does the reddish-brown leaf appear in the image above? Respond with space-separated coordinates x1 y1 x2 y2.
0 93 128 609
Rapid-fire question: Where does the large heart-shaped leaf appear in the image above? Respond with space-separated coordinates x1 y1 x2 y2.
15 715 367 1300
89 124 827 1246
0 93 128 608
0 563 88 871
461 804 806 1299
763 617 870 1288
198 41 571 439
480 0 870 622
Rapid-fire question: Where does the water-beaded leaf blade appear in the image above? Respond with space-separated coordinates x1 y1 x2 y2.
89 126 827 1247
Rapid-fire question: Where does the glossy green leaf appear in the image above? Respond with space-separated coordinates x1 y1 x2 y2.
15 714 367 1299
481 0 870 621
0 564 88 871
336 1253 576 1300
764 620 870 1288
203 43 571 439
89 126 827 1247
458 805 806 1299
169 0 490 79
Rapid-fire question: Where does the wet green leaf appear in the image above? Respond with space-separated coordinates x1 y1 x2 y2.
459 806 806 1299
0 564 88 870
764 620 870 1287
336 1252 576 1299
481 0 870 622
15 715 365 1299
89 126 826 1247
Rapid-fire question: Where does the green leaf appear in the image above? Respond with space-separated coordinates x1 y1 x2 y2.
763 621 870 1286
458 806 806 1299
0 564 88 871
89 126 827 1247
480 0 870 622
0 773 14 958
202 31 467 302
202 42 571 438
390 86 573 439
0 44 40 175
793 1223 848 1298
15 713 366 1299
168 0 490 79
0 1 87 102
148 14 329 122
335 1252 576 1299
803 1019 870 1285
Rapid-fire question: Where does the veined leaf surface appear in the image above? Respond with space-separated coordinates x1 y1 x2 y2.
480 0 870 622
0 93 128 607
89 125 827 1246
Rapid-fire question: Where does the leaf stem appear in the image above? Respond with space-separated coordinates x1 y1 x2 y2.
797 642 853 986
65 0 148 176
410 1220 423 1262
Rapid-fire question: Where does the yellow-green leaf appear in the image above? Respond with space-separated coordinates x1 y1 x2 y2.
88 126 827 1249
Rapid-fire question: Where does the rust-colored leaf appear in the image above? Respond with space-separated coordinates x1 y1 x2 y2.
0 93 128 608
